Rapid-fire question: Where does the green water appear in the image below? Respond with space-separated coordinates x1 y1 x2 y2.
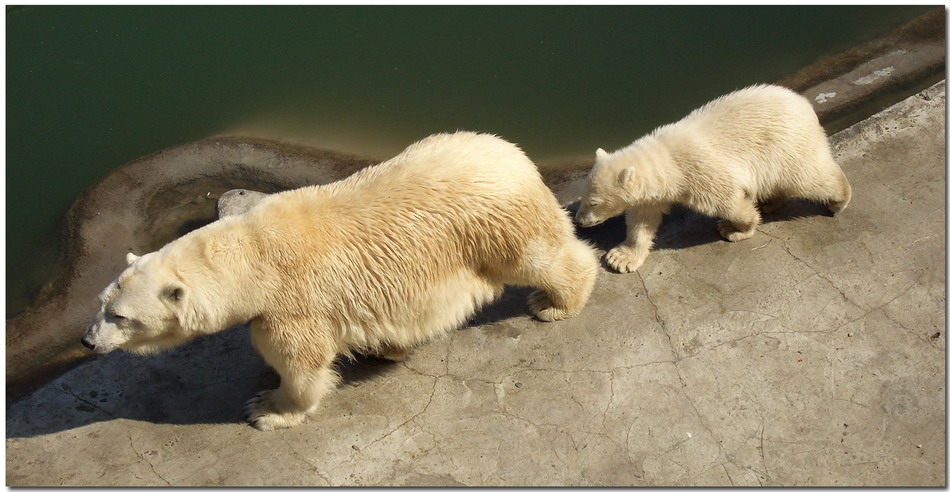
5 5 936 316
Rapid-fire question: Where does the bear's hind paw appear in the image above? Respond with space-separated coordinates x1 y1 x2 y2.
528 290 574 322
717 220 756 242
248 412 305 431
244 390 306 431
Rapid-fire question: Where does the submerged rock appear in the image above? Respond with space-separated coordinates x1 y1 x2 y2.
217 189 269 218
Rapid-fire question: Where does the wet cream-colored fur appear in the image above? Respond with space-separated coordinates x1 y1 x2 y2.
82 131 598 430
575 84 852 273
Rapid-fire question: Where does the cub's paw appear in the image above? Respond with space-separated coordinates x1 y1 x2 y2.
243 390 305 431
717 220 755 242
528 290 572 322
605 246 647 273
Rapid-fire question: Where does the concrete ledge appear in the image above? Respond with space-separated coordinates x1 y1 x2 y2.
778 8 945 131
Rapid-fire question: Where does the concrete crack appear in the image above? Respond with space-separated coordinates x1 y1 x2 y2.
55 385 115 417
720 463 736 486
880 300 938 345
757 418 772 482
280 439 333 486
360 376 438 452
636 270 679 360
127 431 171 486
759 230 859 309
600 371 616 432
637 264 771 483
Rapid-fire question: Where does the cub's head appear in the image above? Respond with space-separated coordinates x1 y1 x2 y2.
82 251 193 355
575 148 636 227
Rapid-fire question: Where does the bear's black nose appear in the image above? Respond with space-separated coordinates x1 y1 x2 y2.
81 337 96 351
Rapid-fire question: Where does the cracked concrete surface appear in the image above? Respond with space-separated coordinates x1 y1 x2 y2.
5 82 945 486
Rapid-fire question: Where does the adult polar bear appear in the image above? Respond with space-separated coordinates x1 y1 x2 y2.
82 132 598 430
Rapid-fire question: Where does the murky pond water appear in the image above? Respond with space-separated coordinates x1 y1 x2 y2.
5 5 935 316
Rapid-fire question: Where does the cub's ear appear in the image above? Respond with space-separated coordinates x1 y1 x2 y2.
618 167 636 189
162 283 186 303
126 252 140 265
595 148 609 160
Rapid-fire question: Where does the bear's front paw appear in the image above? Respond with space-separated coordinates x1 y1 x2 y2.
243 390 305 431
605 245 647 273
716 220 755 242
528 290 572 322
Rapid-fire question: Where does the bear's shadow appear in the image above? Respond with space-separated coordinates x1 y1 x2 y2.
567 199 833 258
6 323 420 438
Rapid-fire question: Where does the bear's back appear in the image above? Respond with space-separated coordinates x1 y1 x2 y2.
682 84 816 137
234 132 563 283
344 131 541 195
663 85 826 174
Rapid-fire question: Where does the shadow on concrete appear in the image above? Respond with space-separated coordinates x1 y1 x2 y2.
761 198 837 223
6 323 405 439
567 200 835 255
468 286 537 328
7 294 534 439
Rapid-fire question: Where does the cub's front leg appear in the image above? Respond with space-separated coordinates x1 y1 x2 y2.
606 205 667 273
245 318 338 431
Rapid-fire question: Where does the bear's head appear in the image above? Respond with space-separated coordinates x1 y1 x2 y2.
82 251 194 355
574 148 634 227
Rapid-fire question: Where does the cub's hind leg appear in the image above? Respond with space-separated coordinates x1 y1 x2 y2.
826 169 852 214
796 153 852 214
717 193 761 242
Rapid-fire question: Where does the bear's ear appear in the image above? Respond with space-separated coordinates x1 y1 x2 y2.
618 166 636 189
162 283 186 303
126 252 139 265
595 148 609 160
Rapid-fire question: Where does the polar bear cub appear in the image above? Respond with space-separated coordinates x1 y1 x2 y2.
82 131 598 430
575 84 852 273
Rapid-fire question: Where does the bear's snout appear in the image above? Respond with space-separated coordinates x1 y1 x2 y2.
575 211 603 228
81 324 119 354
80 335 96 351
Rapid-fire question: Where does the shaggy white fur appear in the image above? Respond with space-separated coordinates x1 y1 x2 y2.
82 131 598 430
575 84 852 273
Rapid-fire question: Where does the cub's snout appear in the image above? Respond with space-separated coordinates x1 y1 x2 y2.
574 204 606 228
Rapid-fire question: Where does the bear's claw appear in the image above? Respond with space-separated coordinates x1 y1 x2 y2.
716 220 756 242
528 290 573 322
605 245 647 273
243 389 305 431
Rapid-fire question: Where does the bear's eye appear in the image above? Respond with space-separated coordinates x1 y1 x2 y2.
107 311 127 322
588 199 601 208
